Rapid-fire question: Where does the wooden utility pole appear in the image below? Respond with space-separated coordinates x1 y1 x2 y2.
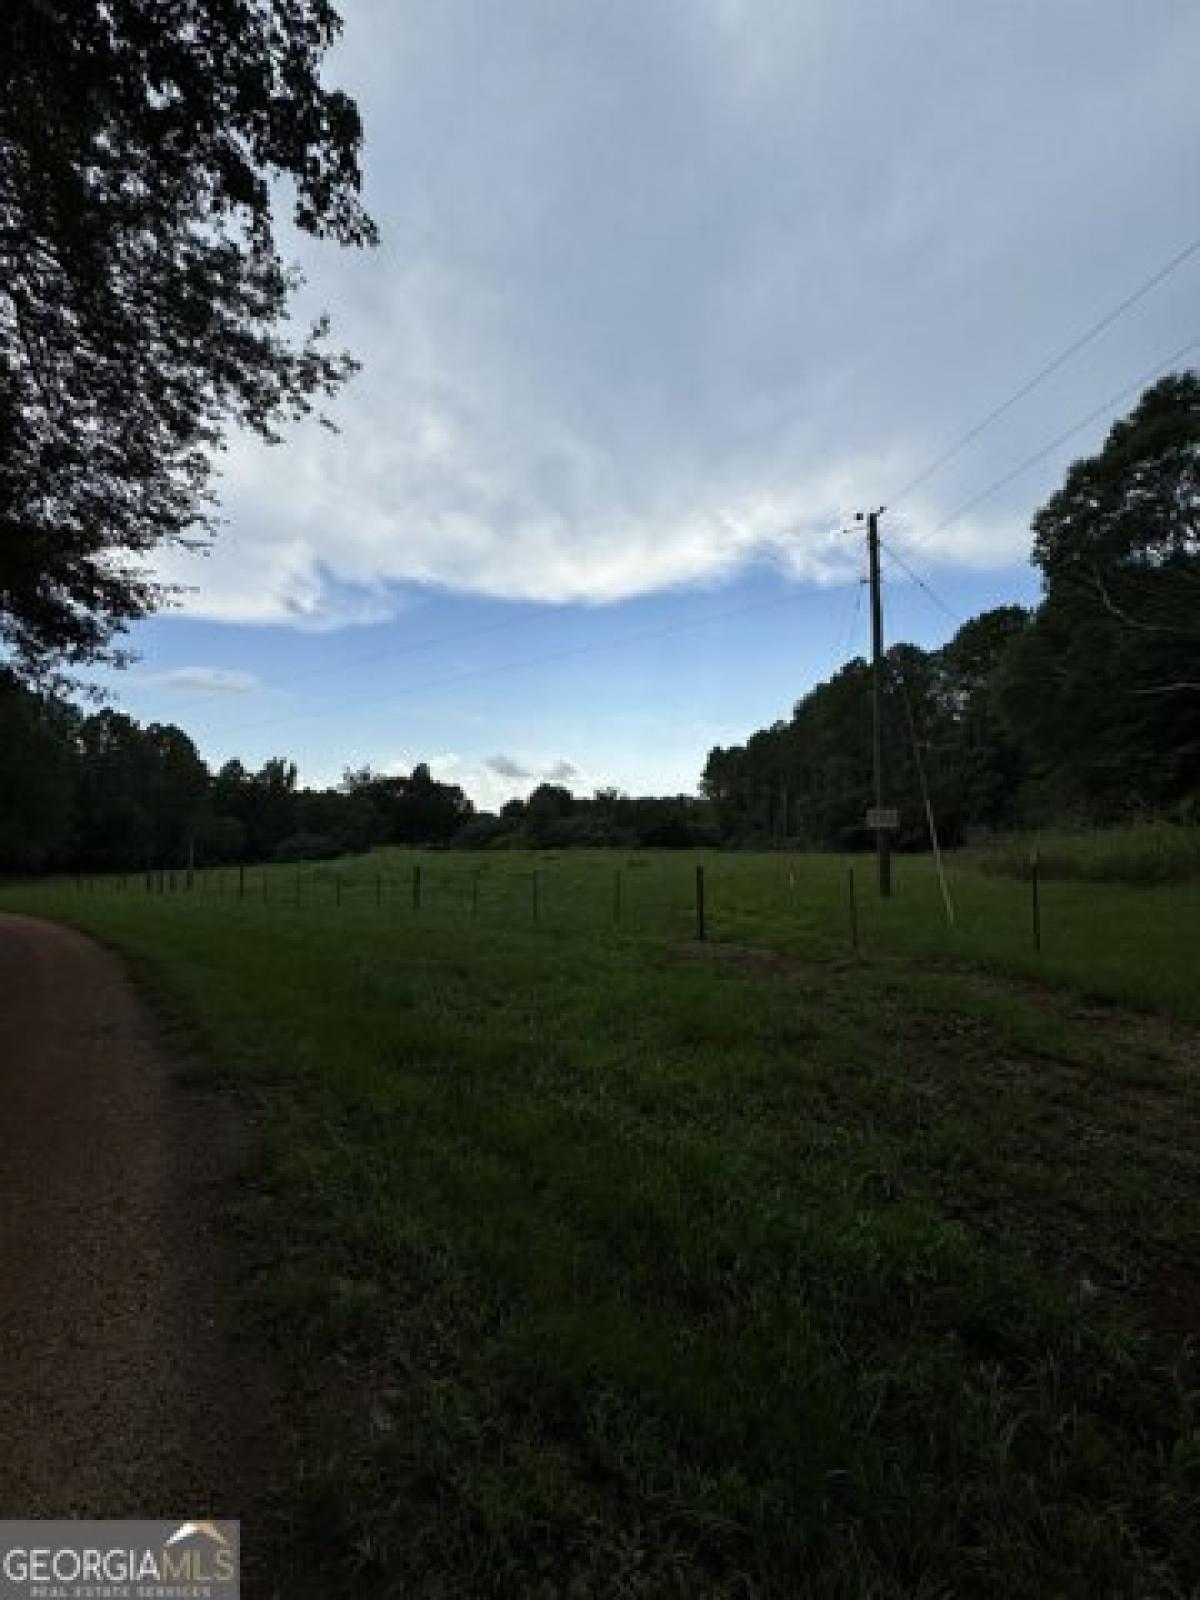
859 508 892 898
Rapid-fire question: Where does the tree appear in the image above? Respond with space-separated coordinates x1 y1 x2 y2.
1003 373 1200 813
0 674 79 869
0 0 376 677
922 607 1031 832
74 709 208 867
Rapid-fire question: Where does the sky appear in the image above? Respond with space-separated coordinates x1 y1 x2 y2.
94 0 1200 808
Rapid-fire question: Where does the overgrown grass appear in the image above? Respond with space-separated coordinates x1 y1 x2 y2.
3 856 1199 1596
972 821 1200 886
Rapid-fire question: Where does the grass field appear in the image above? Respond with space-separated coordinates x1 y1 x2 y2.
3 850 1199 1596
972 821 1200 888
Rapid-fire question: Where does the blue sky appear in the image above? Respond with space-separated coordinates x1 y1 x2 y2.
91 0 1199 807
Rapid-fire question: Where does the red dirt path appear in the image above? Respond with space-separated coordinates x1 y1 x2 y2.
0 913 277 1564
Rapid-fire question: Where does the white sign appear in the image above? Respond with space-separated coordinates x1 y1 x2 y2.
866 807 899 829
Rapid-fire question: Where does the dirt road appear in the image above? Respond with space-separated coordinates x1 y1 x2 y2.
0 913 272 1527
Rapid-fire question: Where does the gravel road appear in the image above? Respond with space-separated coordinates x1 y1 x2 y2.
0 913 274 1533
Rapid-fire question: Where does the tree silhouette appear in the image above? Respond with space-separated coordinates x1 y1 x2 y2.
0 0 376 677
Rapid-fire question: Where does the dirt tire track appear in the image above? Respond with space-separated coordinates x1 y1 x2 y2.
0 913 279 1570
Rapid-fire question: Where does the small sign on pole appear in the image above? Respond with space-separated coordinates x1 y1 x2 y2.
866 807 900 830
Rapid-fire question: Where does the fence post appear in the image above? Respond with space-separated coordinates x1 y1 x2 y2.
472 871 480 916
847 866 859 955
335 874 342 908
613 868 622 925
261 869 268 902
412 864 422 911
695 864 706 942
532 870 540 923
1031 850 1042 954
375 873 382 909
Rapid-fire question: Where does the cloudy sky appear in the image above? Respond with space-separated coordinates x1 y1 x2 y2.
102 0 1200 807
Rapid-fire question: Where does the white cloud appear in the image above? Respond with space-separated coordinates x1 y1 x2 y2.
141 666 261 695
487 754 533 779
156 0 1199 625
371 750 590 811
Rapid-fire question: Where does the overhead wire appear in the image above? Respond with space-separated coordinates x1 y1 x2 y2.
878 539 965 627
115 606 592 711
199 581 861 743
903 333 1200 551
838 566 867 660
879 583 955 923
886 231 1200 508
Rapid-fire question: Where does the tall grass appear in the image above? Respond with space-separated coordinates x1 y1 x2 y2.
971 820 1200 885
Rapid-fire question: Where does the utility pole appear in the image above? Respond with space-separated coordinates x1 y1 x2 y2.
857 507 892 897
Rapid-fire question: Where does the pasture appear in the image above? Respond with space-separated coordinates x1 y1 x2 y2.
3 849 1198 1596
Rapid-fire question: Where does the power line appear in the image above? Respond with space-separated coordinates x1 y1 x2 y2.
887 232 1200 507
879 539 965 627
907 332 1200 549
880 588 955 926
114 606 582 711
838 569 866 660
198 582 859 743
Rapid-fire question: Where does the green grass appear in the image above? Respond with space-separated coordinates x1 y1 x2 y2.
3 851 1199 1596
972 821 1200 887
65 843 1200 1017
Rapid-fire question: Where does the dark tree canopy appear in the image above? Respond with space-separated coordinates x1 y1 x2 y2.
1002 372 1200 811
0 0 376 677
1031 373 1199 582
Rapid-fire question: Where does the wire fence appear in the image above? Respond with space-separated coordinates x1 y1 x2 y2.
48 851 1200 1020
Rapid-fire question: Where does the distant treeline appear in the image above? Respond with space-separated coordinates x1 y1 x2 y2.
0 695 474 873
703 607 1030 849
0 687 719 873
1 373 1195 872
706 373 1200 847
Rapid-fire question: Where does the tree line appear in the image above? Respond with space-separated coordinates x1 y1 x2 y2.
0 700 477 874
0 695 719 873
703 374 1200 847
